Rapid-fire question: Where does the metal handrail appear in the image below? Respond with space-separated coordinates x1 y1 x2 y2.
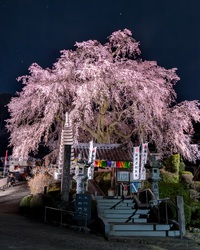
156 197 179 225
88 179 106 196
109 198 124 209
44 206 87 228
130 188 180 227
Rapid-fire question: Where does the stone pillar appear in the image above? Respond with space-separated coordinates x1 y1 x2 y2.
61 145 71 202
146 153 162 200
176 195 186 238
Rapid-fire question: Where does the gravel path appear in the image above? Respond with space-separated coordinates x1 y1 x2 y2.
0 182 199 250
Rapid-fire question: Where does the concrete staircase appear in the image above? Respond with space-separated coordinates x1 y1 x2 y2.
94 196 180 237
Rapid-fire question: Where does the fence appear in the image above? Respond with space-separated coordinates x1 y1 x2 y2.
44 206 88 228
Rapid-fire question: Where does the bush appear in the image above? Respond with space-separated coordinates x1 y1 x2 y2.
19 194 33 216
181 172 194 185
160 169 179 183
190 201 200 228
158 201 177 222
179 161 186 173
162 154 181 173
189 189 200 201
48 190 61 202
159 182 190 202
48 180 61 192
30 193 55 219
192 181 200 192
28 172 55 195
20 194 33 207
184 204 192 228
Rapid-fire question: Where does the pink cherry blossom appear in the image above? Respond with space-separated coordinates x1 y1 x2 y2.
6 29 200 162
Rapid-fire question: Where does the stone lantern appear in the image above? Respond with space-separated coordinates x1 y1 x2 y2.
73 161 88 194
146 153 163 200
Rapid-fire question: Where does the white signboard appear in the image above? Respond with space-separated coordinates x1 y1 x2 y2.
87 141 97 180
140 143 148 180
133 146 140 180
117 171 129 182
88 140 93 163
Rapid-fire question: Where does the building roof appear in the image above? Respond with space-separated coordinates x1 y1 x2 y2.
73 143 133 162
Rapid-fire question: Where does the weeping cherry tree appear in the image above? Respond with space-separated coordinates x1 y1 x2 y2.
6 29 200 162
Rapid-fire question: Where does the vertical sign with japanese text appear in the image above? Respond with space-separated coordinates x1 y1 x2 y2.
133 146 140 180
75 194 91 221
140 143 148 180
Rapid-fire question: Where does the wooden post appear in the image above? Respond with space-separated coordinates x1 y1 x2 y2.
176 195 186 238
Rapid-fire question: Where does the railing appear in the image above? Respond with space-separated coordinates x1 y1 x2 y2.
44 206 88 228
134 190 179 225
155 197 179 225
109 198 125 209
88 179 106 196
119 185 180 229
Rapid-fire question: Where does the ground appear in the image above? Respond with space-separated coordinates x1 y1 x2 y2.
0 182 199 250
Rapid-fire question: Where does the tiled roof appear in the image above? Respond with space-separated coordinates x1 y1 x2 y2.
73 143 133 162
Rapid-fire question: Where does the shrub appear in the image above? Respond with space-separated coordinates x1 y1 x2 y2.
190 201 200 228
160 169 179 183
20 194 33 207
162 154 180 173
192 181 200 192
28 172 55 195
48 180 61 192
19 194 33 216
179 161 186 173
189 189 200 202
184 204 192 228
181 172 194 185
47 190 61 202
181 171 193 176
159 182 190 202
30 193 55 219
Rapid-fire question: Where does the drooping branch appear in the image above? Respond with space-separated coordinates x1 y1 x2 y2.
6 28 200 162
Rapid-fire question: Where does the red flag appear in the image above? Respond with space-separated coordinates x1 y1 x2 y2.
4 150 8 167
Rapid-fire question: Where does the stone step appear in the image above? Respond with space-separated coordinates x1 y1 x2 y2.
96 199 133 204
99 207 149 214
102 209 134 214
111 223 154 231
132 218 148 223
104 213 134 219
106 218 133 223
109 230 180 237
110 223 174 231
95 196 180 238
97 204 134 210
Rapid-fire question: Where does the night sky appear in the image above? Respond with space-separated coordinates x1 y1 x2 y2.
0 0 200 102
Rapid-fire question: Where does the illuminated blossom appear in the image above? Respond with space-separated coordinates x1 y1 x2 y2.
6 29 200 162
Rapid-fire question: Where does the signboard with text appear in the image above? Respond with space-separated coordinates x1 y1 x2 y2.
75 194 91 221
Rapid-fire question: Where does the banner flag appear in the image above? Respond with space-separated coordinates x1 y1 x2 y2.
88 140 93 163
87 143 97 180
140 143 148 180
91 147 97 162
133 146 140 180
3 150 8 176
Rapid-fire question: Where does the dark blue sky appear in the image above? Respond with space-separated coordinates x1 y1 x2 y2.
0 0 200 102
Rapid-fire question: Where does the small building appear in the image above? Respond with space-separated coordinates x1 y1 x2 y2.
73 143 134 196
